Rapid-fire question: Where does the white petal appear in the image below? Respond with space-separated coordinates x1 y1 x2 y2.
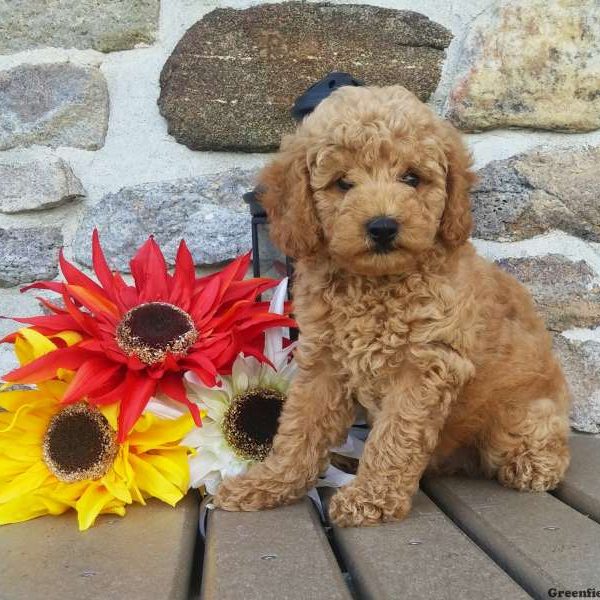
204 474 223 495
269 278 288 315
222 459 250 479
317 465 356 488
188 452 221 487
264 279 289 362
183 422 224 449
145 396 187 420
231 354 262 393
331 435 365 459
185 380 230 422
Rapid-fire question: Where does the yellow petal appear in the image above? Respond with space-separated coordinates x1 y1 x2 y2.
75 482 114 531
112 446 145 505
128 454 184 507
101 469 132 504
36 380 70 402
0 461 50 503
51 331 83 347
142 449 190 492
15 328 58 364
100 403 119 431
0 495 56 525
129 414 194 452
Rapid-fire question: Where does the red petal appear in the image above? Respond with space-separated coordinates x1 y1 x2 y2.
21 281 65 295
5 313 80 331
117 372 157 441
61 292 100 337
62 358 123 404
220 278 279 307
131 237 169 302
3 346 90 383
89 377 128 405
36 297 68 315
59 248 104 297
91 229 121 302
158 373 201 426
190 275 221 326
65 284 119 319
169 240 195 309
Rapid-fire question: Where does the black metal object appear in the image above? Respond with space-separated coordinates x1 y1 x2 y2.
291 71 364 121
243 189 295 287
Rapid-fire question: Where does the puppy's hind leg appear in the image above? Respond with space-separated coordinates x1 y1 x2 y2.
478 397 570 492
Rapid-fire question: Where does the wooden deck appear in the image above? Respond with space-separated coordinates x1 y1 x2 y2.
2 434 599 600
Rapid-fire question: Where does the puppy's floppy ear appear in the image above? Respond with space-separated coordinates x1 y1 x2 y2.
257 147 322 259
438 123 476 248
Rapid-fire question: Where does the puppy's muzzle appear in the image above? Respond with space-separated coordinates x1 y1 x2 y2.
366 216 399 253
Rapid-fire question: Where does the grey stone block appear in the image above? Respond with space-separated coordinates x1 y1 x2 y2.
0 63 109 151
0 153 84 213
0 226 62 287
0 0 160 54
73 169 257 271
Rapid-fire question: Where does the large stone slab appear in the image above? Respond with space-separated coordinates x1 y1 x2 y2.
0 63 109 151
554 336 600 434
495 255 600 332
74 169 256 271
447 0 600 132
0 0 159 54
0 154 84 213
0 226 62 287
472 146 600 242
158 3 452 152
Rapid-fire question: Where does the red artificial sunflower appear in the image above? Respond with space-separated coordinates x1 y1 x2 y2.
2 231 295 441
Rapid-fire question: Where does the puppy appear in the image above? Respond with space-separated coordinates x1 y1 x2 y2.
215 85 571 526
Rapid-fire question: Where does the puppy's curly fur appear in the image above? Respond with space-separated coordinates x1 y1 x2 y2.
215 86 571 526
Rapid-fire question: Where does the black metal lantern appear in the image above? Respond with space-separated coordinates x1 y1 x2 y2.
243 189 294 294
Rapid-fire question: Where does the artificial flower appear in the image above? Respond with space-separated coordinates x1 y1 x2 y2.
2 231 295 440
0 330 194 531
148 278 296 494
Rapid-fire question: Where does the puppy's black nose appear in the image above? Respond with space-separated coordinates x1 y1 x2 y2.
366 217 399 252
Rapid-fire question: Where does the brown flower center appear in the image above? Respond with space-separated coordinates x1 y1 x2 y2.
116 302 198 364
222 388 285 461
43 403 117 482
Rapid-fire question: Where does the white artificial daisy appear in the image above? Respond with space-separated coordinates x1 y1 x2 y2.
149 278 297 494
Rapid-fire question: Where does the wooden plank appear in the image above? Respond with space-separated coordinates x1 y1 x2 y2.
554 435 600 523
201 498 351 600
322 489 530 600
422 476 600 598
0 492 199 600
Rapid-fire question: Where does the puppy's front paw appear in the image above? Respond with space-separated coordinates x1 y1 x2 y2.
328 484 411 527
214 473 301 512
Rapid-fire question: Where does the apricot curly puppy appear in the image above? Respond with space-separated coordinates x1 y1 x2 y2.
215 85 571 526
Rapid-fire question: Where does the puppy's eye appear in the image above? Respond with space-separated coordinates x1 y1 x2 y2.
336 178 354 192
399 172 420 187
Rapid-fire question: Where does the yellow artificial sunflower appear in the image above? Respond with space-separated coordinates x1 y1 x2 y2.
0 329 194 531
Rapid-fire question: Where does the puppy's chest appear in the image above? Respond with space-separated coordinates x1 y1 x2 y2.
305 276 463 382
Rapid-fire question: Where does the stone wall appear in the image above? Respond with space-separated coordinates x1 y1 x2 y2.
1 0 599 433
